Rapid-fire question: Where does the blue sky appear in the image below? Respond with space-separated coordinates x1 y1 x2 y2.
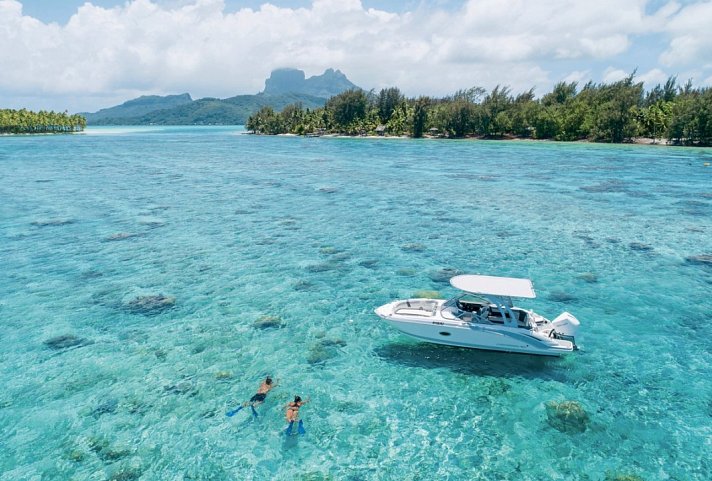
19 1 449 22
2 0 711 112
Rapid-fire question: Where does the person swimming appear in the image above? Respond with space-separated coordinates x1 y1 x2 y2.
249 377 274 404
285 395 308 435
226 376 276 418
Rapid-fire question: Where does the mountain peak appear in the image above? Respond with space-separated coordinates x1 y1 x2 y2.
263 68 358 98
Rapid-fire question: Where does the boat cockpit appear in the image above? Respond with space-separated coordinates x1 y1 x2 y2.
442 294 534 329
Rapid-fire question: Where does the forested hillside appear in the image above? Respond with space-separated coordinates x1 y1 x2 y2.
82 68 357 126
82 94 194 124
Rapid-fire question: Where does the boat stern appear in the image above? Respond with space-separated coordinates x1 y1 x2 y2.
550 311 581 349
551 311 580 336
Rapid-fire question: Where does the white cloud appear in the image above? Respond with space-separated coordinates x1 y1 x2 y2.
638 68 669 88
659 1 712 67
602 67 628 83
562 70 592 85
454 0 644 60
0 0 710 112
643 1 682 30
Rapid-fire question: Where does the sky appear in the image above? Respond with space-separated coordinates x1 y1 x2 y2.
1 0 711 113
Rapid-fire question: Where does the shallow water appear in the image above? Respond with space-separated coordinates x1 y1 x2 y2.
1 126 711 481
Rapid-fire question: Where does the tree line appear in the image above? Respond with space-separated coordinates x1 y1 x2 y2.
246 75 712 146
0 109 86 134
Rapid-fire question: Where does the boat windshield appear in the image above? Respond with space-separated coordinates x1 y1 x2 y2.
447 293 488 312
457 293 489 304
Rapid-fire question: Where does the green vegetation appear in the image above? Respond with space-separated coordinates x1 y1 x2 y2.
1 108 86 134
82 93 193 124
86 93 328 126
246 75 712 146
83 68 357 126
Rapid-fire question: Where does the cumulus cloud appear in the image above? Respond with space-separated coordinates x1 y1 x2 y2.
0 0 710 111
638 68 670 88
602 67 629 84
659 1 712 67
453 0 643 61
562 70 592 85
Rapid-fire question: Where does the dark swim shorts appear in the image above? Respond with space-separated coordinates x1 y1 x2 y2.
249 393 267 402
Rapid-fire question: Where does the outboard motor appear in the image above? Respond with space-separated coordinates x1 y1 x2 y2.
550 312 580 348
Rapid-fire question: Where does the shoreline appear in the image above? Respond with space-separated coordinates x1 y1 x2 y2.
0 131 84 137
4 127 699 148
276 132 690 147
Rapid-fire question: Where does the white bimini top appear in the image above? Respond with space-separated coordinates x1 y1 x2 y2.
450 274 536 299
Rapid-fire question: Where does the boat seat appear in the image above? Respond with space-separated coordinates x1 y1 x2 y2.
486 310 505 323
457 301 483 313
483 310 528 325
395 308 436 317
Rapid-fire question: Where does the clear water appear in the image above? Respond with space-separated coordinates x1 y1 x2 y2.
1 126 711 481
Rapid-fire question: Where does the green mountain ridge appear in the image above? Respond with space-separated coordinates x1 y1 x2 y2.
111 93 328 126
82 69 359 125
82 93 194 123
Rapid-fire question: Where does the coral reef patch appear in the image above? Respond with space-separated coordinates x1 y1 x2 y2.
629 242 654 252
685 254 712 266
43 334 89 350
429 267 462 283
548 291 577 302
413 290 441 299
124 294 175 315
253 315 284 329
577 272 598 283
307 338 346 365
545 400 590 433
31 218 75 227
104 232 142 241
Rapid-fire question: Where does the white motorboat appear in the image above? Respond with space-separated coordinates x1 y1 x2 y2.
375 274 580 356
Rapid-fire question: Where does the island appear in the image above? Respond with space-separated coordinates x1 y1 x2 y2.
246 75 712 146
1 109 86 134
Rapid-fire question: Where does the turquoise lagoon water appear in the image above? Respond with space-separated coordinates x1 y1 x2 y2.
1 126 710 481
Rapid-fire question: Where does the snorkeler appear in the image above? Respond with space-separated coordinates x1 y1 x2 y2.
284 395 308 435
226 376 276 418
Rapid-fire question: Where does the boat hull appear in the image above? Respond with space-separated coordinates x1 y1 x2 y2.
375 302 574 357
